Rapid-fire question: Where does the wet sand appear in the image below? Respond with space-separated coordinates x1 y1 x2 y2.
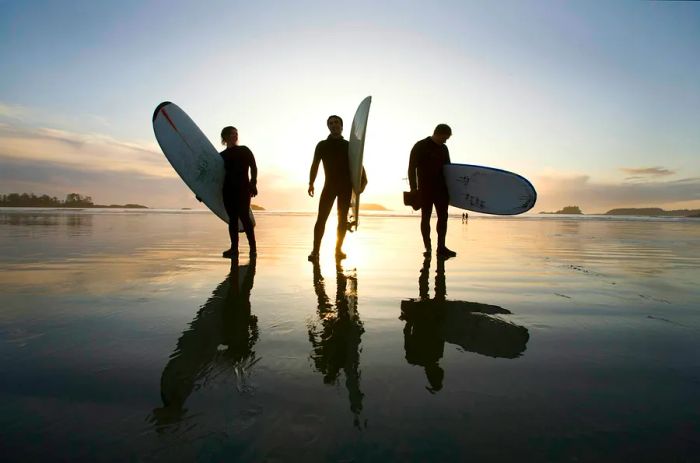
0 210 698 461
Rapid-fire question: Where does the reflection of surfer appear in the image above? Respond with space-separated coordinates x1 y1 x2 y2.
308 259 365 427
308 115 367 261
220 126 257 259
408 124 456 258
402 255 446 393
400 256 529 393
153 258 258 425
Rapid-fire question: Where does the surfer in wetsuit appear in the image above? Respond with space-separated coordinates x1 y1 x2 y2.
220 126 257 258
408 124 456 258
308 115 366 261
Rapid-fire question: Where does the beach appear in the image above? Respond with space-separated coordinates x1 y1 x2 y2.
0 209 698 461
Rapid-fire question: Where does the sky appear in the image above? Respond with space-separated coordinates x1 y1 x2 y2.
1 0 699 213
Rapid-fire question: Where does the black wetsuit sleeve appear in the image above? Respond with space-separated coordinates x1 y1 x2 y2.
445 146 451 165
248 147 258 185
408 142 419 191
309 142 322 185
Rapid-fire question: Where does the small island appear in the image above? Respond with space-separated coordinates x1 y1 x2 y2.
539 205 583 215
251 204 265 211
0 193 147 209
360 203 389 211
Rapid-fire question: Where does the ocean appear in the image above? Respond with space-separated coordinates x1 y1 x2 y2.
1 209 698 461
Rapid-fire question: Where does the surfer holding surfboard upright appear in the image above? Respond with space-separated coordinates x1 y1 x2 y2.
408 124 457 259
220 126 257 258
308 115 366 261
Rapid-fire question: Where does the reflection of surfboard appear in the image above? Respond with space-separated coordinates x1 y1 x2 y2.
443 164 536 215
400 299 529 358
347 96 371 231
152 101 255 230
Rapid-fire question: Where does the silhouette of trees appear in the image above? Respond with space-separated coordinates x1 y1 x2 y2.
0 192 112 207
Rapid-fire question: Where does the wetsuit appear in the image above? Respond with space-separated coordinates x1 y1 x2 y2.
407 137 451 251
220 145 257 252
309 135 352 253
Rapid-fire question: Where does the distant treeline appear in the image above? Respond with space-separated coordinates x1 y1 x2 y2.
0 193 147 209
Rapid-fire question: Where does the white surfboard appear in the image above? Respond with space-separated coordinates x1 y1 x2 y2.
347 96 371 231
443 163 536 215
152 102 255 230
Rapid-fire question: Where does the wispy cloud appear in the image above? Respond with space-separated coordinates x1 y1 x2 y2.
0 102 33 120
0 101 113 131
620 166 675 178
0 124 172 178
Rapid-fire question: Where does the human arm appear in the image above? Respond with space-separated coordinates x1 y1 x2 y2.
408 143 419 191
308 142 322 197
247 148 258 197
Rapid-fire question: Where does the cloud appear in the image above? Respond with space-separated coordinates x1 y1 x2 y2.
0 101 112 132
535 173 700 213
0 124 173 178
0 102 33 120
620 166 675 178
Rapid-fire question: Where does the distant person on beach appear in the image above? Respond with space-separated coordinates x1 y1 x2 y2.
407 124 456 258
220 126 257 259
308 115 367 261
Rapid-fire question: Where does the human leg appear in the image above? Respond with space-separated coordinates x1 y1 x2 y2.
420 200 434 255
310 186 335 259
222 191 240 258
335 187 351 258
435 195 455 258
238 194 256 254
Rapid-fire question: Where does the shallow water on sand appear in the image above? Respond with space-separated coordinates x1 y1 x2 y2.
1 210 699 461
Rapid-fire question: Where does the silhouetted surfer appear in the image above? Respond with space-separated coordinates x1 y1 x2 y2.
408 124 456 258
220 126 257 259
308 259 365 428
153 257 258 425
308 115 366 261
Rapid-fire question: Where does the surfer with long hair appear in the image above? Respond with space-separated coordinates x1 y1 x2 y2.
220 126 257 259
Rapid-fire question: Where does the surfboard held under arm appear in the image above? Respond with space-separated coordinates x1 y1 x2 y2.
443 163 536 215
347 95 371 231
152 101 255 230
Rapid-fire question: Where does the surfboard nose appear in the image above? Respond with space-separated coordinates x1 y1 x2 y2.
152 101 173 122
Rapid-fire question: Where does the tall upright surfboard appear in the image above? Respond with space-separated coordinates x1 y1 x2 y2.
347 96 371 231
152 102 255 230
443 164 536 215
